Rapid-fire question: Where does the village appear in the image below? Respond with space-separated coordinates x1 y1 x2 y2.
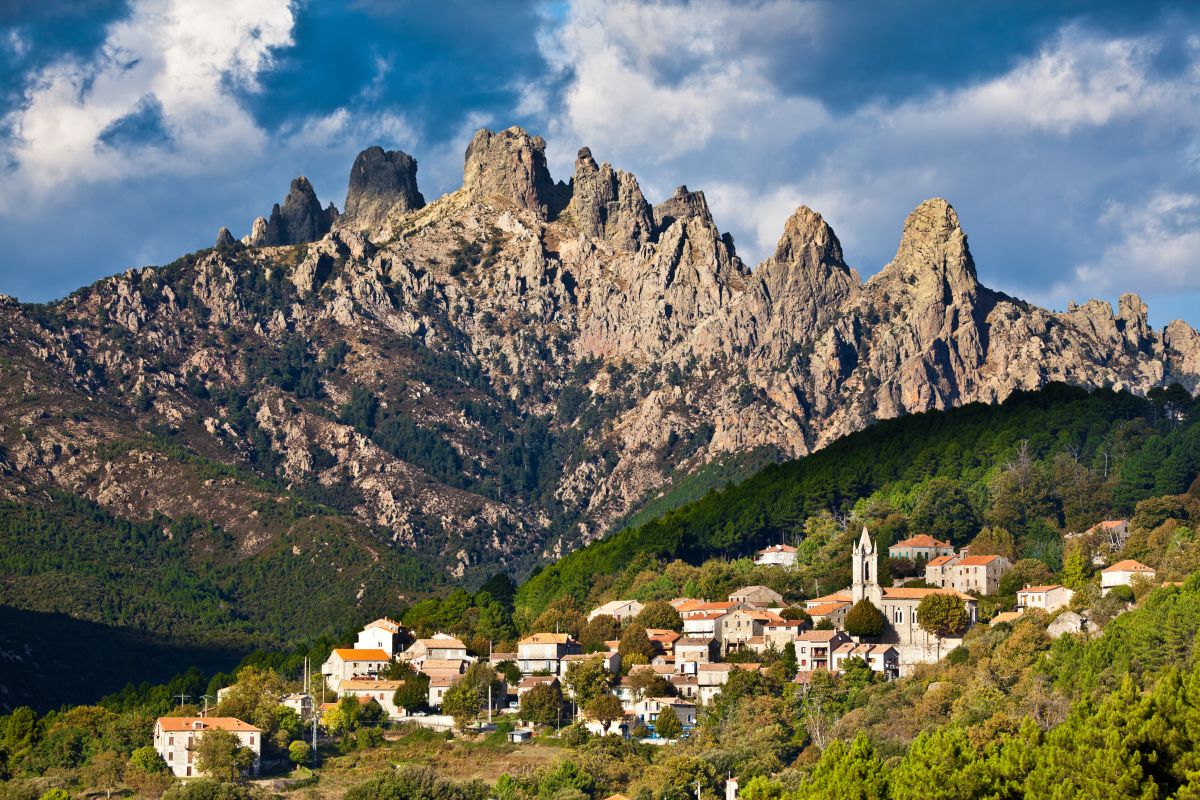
149 522 1161 780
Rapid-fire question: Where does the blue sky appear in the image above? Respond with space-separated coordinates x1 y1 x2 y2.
1 1 1198 327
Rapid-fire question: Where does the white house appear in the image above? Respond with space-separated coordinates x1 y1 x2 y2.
793 630 850 672
888 534 955 561
281 693 313 721
927 554 1012 595
587 600 645 623
401 635 470 666
1101 560 1156 595
830 642 899 678
1017 585 1075 613
428 674 458 709
355 618 405 656
696 663 760 705
154 717 261 779
754 544 798 567
339 679 406 719
321 648 391 692
674 637 718 673
518 633 581 674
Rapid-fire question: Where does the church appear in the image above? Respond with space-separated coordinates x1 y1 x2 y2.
811 529 978 667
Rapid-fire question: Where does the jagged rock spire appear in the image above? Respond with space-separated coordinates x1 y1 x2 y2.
342 146 425 230
463 126 567 218
568 146 654 252
246 177 338 247
883 198 977 303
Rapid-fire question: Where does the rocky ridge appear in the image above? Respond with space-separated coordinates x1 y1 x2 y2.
5 125 1200 588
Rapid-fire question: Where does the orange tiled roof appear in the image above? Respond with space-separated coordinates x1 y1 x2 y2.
758 544 797 554
806 601 850 616
882 587 974 601
157 717 260 733
927 555 957 567
1019 584 1066 593
1103 560 1155 573
957 555 1004 566
892 534 952 549
340 679 405 691
519 633 575 645
331 648 390 661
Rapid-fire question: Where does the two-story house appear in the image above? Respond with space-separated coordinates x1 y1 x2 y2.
889 534 955 562
1016 584 1075 613
400 635 470 666
321 648 391 692
154 717 261 779
1101 560 1156 595
830 642 899 678
793 630 849 672
518 633 581 674
354 618 406 656
587 600 645 623
728 585 784 608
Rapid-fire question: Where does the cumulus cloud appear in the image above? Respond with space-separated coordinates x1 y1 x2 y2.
1047 193 1200 304
541 0 828 167
1 0 295 206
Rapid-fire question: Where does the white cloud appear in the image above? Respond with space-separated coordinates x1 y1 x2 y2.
1047 192 1200 304
880 26 1200 137
1 0 296 207
541 0 828 164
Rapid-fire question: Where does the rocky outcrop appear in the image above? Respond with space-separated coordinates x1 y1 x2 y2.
463 126 567 218
567 147 654 252
653 185 715 232
246 177 338 247
342 146 425 230
215 227 236 248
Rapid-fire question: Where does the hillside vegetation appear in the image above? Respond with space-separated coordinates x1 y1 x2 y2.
516 383 1200 621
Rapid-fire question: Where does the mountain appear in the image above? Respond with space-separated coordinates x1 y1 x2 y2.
1 124 1199 643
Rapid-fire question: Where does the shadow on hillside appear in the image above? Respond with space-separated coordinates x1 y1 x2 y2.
0 605 243 712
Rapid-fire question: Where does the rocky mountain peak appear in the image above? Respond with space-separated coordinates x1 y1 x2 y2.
463 126 566 218
342 146 425 231
214 227 236 248
1118 292 1153 353
876 198 977 305
773 205 845 267
567 146 654 252
244 176 338 247
653 185 714 232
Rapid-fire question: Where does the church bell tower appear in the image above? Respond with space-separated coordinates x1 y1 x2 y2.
851 527 883 606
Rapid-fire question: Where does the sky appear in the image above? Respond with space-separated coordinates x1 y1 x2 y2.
1 0 1199 327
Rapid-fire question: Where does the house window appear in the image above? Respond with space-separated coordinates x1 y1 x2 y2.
893 609 903 624
168 736 174 746
168 751 174 762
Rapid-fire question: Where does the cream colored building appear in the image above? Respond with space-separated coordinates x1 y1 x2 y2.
154 717 261 779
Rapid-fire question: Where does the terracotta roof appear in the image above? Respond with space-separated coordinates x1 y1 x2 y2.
412 637 466 650
340 679 405 692
676 636 716 647
746 636 766 645
682 601 741 614
331 648 390 661
730 585 781 595
808 591 853 604
834 642 897 655
645 629 681 642
765 619 807 628
806 601 850 616
796 629 844 642
517 676 558 689
793 670 817 684
927 555 958 567
1089 520 1129 530
989 611 1023 625
698 662 761 672
892 534 952 549
418 658 468 671
363 618 402 633
157 717 260 733
685 611 730 621
757 544 797 554
1020 584 1065 593
882 587 974 601
519 633 575 645
957 555 1004 566
428 675 459 687
1103 559 1155 573
592 600 642 613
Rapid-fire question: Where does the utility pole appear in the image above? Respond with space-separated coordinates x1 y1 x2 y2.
174 694 190 708
487 641 494 725
201 695 214 717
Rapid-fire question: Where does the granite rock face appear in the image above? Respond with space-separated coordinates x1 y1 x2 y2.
342 146 426 230
246 177 338 247
4 124 1199 582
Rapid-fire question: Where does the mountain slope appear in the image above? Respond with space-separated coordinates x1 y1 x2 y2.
0 124 1198 618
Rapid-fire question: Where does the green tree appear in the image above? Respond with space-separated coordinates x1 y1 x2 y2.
1060 543 1091 591
654 707 683 740
288 740 311 766
82 750 125 799
193 728 255 782
579 614 620 651
128 745 167 774
563 657 615 707
917 594 971 658
970 526 1017 561
634 601 683 632
912 477 980 546
442 682 484 731
584 694 624 735
520 682 564 727
618 625 655 662
788 733 888 800
391 663 431 712
626 669 674 700
844 599 886 639
39 791 70 800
